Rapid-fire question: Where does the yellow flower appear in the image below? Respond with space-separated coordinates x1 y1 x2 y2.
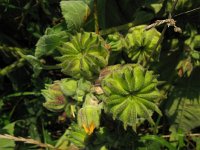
82 122 95 135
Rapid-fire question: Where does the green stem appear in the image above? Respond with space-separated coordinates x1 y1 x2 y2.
42 65 61 70
99 21 136 35
0 44 26 58
94 0 99 34
4 92 41 99
153 116 161 134
0 58 25 76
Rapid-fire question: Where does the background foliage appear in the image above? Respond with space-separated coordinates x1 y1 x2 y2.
0 0 200 149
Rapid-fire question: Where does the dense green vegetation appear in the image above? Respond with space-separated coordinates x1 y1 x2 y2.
0 0 200 149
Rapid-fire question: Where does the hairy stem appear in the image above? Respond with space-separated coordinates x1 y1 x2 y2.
94 0 99 34
100 21 136 35
3 92 41 99
0 58 25 76
0 44 26 58
42 65 61 70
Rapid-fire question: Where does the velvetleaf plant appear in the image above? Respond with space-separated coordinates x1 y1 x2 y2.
0 0 200 150
2 0 200 149
1 0 200 149
39 1 164 148
41 27 163 132
41 30 162 132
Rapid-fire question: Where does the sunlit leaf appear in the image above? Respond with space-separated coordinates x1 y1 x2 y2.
60 1 90 30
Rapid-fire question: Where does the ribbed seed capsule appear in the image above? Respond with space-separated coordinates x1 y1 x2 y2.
125 25 161 64
133 66 145 91
56 32 109 79
101 64 162 131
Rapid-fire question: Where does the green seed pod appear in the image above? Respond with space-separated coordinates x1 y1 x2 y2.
60 78 92 102
78 105 101 135
101 64 162 131
106 32 125 51
184 35 200 67
125 25 161 64
60 78 77 97
56 32 109 79
176 58 193 77
73 78 92 102
42 81 67 112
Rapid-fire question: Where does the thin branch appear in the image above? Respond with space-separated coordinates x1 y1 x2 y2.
94 0 99 34
174 6 200 17
0 134 60 150
144 0 179 67
162 133 200 138
98 2 181 35
145 19 182 33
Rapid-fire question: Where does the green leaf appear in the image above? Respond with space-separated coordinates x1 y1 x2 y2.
35 22 69 58
60 1 90 30
169 129 185 148
55 130 70 149
0 99 4 109
0 122 16 150
145 0 163 14
140 135 176 150
192 137 200 150
165 78 200 132
65 123 89 148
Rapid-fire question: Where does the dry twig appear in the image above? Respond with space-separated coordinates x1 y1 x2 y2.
0 134 60 150
145 18 182 33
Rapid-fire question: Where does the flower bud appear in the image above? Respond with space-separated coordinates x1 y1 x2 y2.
107 32 125 51
125 25 161 64
176 58 193 77
42 81 67 112
78 106 100 135
60 78 77 97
